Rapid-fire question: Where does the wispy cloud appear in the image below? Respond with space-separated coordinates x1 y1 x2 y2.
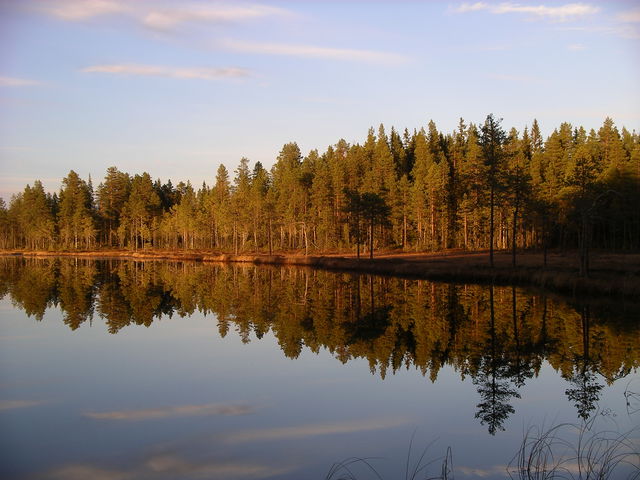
0 76 41 87
84 402 253 420
453 2 600 22
34 0 289 30
0 399 46 410
567 43 586 50
487 73 542 83
618 8 640 24
81 64 251 80
454 2 490 13
225 417 409 444
220 39 409 65
35 0 130 21
558 24 640 40
141 4 290 32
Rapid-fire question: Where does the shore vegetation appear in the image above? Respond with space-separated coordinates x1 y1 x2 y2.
1 115 639 284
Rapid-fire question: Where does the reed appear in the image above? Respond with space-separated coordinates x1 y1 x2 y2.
325 421 639 480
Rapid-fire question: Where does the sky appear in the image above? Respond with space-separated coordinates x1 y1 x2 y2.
1 0 639 201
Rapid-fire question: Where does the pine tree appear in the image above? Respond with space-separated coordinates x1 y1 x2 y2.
562 143 599 276
231 157 253 253
504 129 532 266
171 182 197 249
11 181 56 249
250 161 270 251
0 199 10 249
120 173 161 250
271 144 304 249
410 128 432 249
479 114 508 267
458 124 485 250
209 164 232 249
96 167 130 246
58 171 95 249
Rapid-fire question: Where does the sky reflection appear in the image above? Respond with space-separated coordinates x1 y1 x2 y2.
0 258 638 479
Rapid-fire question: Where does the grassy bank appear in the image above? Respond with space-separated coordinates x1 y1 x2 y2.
2 248 639 298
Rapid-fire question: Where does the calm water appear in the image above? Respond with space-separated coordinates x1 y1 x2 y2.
0 257 638 479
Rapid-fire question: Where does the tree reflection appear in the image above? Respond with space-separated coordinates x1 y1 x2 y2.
473 285 521 435
2 256 638 428
564 306 604 421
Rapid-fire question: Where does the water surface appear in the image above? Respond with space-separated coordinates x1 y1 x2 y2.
0 257 638 479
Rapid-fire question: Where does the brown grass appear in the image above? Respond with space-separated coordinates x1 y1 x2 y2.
2 248 639 298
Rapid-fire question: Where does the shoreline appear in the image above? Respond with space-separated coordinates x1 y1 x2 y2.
2 248 639 298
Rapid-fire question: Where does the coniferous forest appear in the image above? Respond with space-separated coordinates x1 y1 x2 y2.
2 115 639 260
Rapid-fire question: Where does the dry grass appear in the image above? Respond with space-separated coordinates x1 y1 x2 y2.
2 248 639 298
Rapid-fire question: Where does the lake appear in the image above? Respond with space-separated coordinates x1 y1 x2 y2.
1 257 638 479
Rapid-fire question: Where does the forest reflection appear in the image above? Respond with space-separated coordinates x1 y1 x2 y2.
2 257 638 434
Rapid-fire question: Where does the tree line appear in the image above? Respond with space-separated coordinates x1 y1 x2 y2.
2 257 638 432
2 115 639 263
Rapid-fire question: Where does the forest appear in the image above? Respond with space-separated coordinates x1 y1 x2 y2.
1 115 639 266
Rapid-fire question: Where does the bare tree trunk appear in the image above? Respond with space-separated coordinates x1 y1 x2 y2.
402 213 407 250
464 212 468 250
369 217 374 259
303 223 308 256
512 202 518 267
233 222 238 255
430 199 436 251
489 186 495 267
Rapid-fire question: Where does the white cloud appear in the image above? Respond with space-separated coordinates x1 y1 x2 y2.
0 76 41 87
34 0 289 30
559 24 640 40
84 402 253 420
453 2 600 21
36 0 129 21
220 39 409 65
141 4 290 31
81 64 251 80
493 3 599 20
567 43 586 50
617 8 640 24
454 2 490 13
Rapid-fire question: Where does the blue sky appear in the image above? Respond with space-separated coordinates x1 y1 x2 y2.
1 0 639 201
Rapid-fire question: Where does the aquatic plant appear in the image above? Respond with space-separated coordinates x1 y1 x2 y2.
325 421 639 480
507 420 639 480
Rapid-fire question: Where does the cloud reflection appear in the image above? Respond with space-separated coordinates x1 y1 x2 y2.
456 464 508 477
0 399 45 411
43 464 133 480
84 402 253 420
43 456 291 480
145 454 292 478
225 417 409 444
